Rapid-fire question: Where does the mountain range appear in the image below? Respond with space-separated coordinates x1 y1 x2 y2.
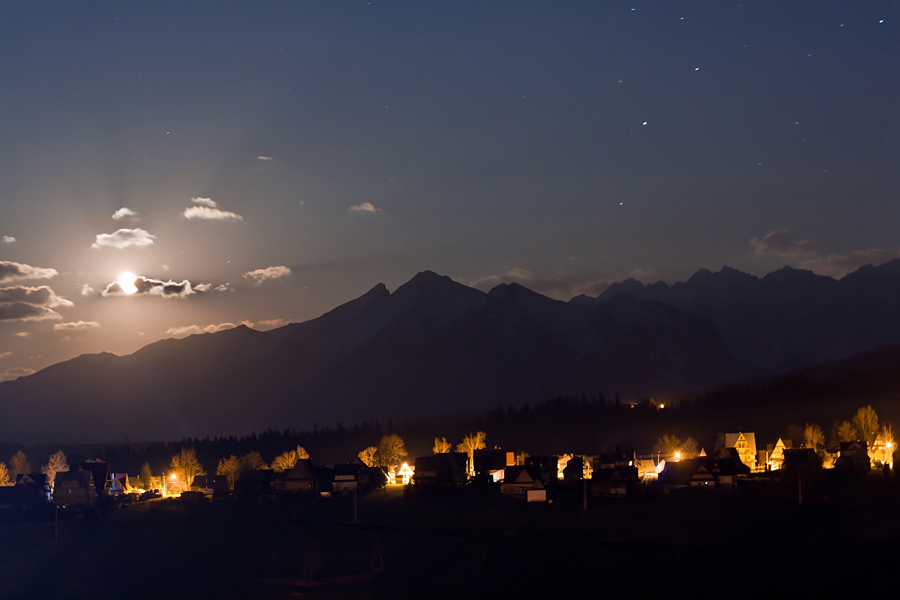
3 261 900 444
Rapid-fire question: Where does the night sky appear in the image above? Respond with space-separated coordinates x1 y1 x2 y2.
1 1 897 381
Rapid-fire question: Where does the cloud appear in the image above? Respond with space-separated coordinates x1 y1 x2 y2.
348 202 383 213
91 228 156 250
166 321 252 337
0 367 35 383
750 230 817 257
53 321 101 331
0 285 73 322
80 284 95 296
255 318 289 330
181 206 244 221
214 283 234 293
112 207 139 221
0 352 11 359
0 261 58 283
190 197 218 208
243 266 291 285
102 276 199 299
2 236 14 244
13 332 28 338
257 156 274 161
799 248 900 279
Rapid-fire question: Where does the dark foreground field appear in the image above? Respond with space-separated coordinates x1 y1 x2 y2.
3 473 900 599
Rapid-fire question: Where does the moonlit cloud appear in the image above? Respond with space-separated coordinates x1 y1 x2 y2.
0 367 35 383
53 321 101 331
0 285 72 322
348 202 383 213
111 207 139 221
102 276 199 299
255 318 289 330
190 197 218 208
166 321 251 337
750 230 817 257
0 351 11 359
0 261 58 283
91 228 156 250
181 206 244 221
2 236 14 244
243 266 291 284
13 332 28 338
257 156 274 161
80 284 95 296
214 283 234 293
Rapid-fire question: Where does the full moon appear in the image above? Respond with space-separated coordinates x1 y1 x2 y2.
118 272 139 295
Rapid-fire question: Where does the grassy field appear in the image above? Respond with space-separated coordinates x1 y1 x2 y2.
2 472 900 599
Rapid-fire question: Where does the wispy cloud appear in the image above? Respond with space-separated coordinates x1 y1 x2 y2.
750 230 817 257
166 321 251 337
102 276 199 299
348 202 383 213
0 367 35 383
0 261 58 283
0 285 72 322
13 332 28 338
53 321 101 331
91 228 156 250
255 318 289 330
111 207 139 221
191 197 218 208
257 156 274 161
2 236 14 244
243 266 291 285
181 205 244 221
0 351 11 359
80 284 95 296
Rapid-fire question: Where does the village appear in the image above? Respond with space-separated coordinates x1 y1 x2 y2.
0 404 893 513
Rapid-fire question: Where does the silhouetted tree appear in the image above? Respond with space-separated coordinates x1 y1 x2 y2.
140 462 154 489
433 437 452 454
375 434 407 472
170 447 205 490
9 450 30 479
240 451 267 471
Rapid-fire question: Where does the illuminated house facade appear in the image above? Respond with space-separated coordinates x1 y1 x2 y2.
725 432 757 471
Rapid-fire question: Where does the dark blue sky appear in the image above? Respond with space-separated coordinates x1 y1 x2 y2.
1 1 897 379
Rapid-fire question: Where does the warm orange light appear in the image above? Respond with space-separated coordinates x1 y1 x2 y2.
171 474 177 480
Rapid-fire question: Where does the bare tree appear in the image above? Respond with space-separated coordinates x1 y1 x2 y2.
837 420 858 443
271 445 310 472
557 453 573 478
433 437 452 454
358 446 377 467
41 450 69 490
804 423 825 450
681 437 700 459
9 450 30 479
216 455 241 487
654 435 682 457
375 434 408 472
0 463 10 486
240 452 267 471
456 431 486 474
170 447 205 490
852 405 880 447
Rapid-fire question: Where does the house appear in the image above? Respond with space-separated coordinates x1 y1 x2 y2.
501 467 546 502
595 448 637 469
78 462 111 500
54 470 97 507
474 449 508 482
562 456 584 482
591 466 639 496
523 456 558 485
759 438 792 471
413 453 468 486
834 441 870 472
284 459 318 492
15 473 51 503
331 461 370 494
659 459 715 489
705 457 749 489
724 432 758 471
